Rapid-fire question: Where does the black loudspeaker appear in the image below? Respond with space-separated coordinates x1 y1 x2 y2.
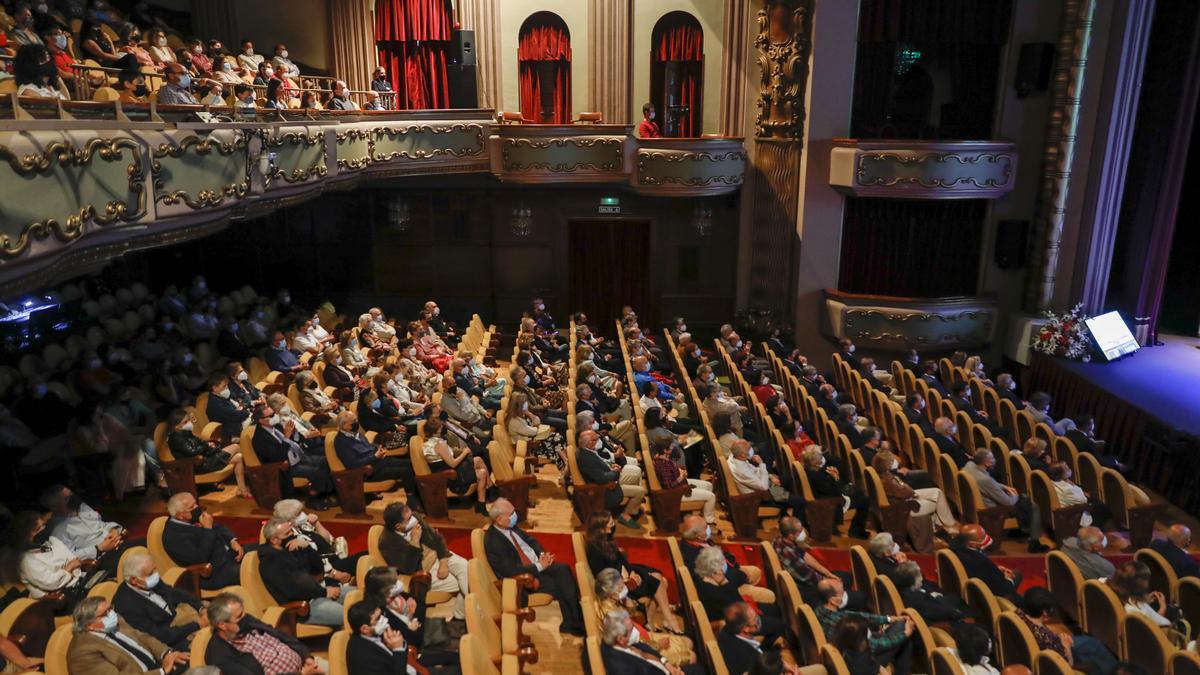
1015 43 1054 98
447 64 478 109
995 219 1029 269
450 29 476 67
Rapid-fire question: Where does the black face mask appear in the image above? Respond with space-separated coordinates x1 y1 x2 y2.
189 505 204 523
31 526 52 547
133 85 150 97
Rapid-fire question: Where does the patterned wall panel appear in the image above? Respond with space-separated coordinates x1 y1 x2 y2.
150 128 250 216
266 126 327 187
829 140 1018 199
492 125 629 184
822 289 998 350
633 139 747 197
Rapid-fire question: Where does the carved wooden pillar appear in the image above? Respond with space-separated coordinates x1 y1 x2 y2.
719 0 754 136
746 0 814 317
588 0 632 124
1024 0 1096 311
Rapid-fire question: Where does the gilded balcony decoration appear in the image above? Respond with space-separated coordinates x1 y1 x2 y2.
266 127 327 187
491 124 629 185
369 113 491 176
829 139 1017 199
151 129 250 214
822 288 999 351
0 130 147 261
633 138 747 197
332 126 373 172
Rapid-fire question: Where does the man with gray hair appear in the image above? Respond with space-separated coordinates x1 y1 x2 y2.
272 498 360 578
258 517 351 626
68 596 190 673
932 416 970 468
112 549 205 650
1061 526 1116 580
964 449 1046 553
599 607 694 675
892 560 967 621
204 591 320 674
727 439 805 520
162 492 244 590
578 428 646 530
577 410 640 484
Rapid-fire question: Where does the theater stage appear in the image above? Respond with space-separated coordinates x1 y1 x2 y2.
1028 334 1200 514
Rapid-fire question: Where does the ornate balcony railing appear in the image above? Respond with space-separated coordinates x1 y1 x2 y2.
822 288 999 351
829 139 1017 200
0 98 746 293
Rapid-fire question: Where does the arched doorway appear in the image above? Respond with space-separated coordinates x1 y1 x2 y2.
651 11 703 137
518 12 571 123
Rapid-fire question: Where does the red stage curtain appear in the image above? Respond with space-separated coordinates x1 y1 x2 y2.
374 0 451 109
518 17 571 123
652 17 703 137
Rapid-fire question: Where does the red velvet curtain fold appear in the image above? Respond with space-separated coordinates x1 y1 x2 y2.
518 15 571 124
652 17 703 137
374 0 451 110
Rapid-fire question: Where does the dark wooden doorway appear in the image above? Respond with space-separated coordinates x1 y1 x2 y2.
568 219 652 337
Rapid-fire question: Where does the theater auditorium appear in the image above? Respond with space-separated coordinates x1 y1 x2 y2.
0 0 1198 673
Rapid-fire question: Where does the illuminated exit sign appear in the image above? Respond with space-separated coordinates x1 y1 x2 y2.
599 196 620 214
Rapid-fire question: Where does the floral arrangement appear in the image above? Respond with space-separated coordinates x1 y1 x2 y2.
1031 303 1091 360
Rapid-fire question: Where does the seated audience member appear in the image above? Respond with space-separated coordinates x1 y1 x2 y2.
263 77 288 110
953 623 1001 675
205 374 250 440
949 381 1001 436
996 372 1023 407
837 337 862 370
1151 524 1200 579
412 320 454 372
361 566 458 669
1047 461 1111 529
13 43 65 99
187 39 211 74
694 547 785 647
440 377 492 442
965 448 1047 553
892 561 966 622
265 331 304 372
164 408 253 502
773 516 865 609
205 591 320 675
920 360 948 396
252 404 335 509
904 392 934 434
933 416 971 468
593 568 694 666
237 39 264 72
292 318 327 354
232 82 256 112
1108 560 1178 629
146 29 174 66
117 25 156 69
1017 437 1052 473
1019 587 1118 674
259 517 350 627
333 410 414 489
814 577 913 675
719 601 787 675
868 533 942 595
421 416 489 515
1060 526 1115 581
272 499 361 576
371 66 393 94
162 492 244 590
41 24 76 86
11 510 93 605
80 20 136 69
586 513 682 633
817 383 842 420
377 502 468 624
1026 392 1075 435
830 614 885 675
650 434 717 524
345 599 409 673
729 439 804 519
296 370 341 419
1065 414 1125 471
505 392 567 471
157 62 199 105
803 445 869 538
600 608 696 675
41 485 135 568
299 89 322 111
271 43 300 78
578 428 646 529
577 408 636 473
951 524 1020 600
67 597 190 674
781 419 816 462
451 357 501 410
483 498 585 636
0 632 40 672
700 383 745 438
864 431 932 489
327 79 359 110
363 90 386 110
679 514 774 603
112 550 204 651
872 450 957 552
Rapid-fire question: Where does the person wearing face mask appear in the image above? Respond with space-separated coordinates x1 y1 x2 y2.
295 370 341 423
204 374 250 441
1047 461 1112 529
252 60 275 86
12 42 66 99
213 57 244 85
1025 391 1076 436
204 591 321 675
11 510 97 607
272 498 361 576
117 25 156 69
236 38 263 73
411 319 454 372
114 67 149 104
952 623 1000 675
719 601 791 675
450 357 501 410
258 517 350 627
838 337 862 370
333 410 417 496
264 330 304 372
803 444 871 539
965 448 1048 553
251 404 336 509
376 501 468 630
186 38 211 74
483 497 586 636
40 24 77 86
145 29 173 66
932 416 971 468
950 381 1008 439
638 102 661 138
950 524 1021 600
772 516 865 608
828 614 886 675
320 347 359 402
586 514 683 633
920 359 950 396
111 551 204 650
815 576 914 674
161 492 245 590
156 61 198 105
693 547 786 646
600 608 697 675
1060 526 1115 580
67 597 190 674
505 392 567 471
217 316 253 360
678 514 775 603
892 561 967 623
872 450 957 552
327 79 359 110
593 567 695 667
578 429 646 530
903 392 934 435
271 42 299 78
345 600 412 674
361 566 459 670
577 409 638 475
41 484 141 572
422 415 491 515
439 376 492 443
164 408 251 498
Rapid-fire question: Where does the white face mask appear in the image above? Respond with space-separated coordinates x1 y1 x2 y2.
217 388 231 399
279 50 288 59
795 530 808 543
373 615 389 636
838 591 849 608
591 439 603 452
244 47 254 56
404 515 418 532
158 37 167 46
618 586 629 600
269 414 281 426
237 371 249 381
891 459 899 471
1100 537 1107 549
629 625 641 644
591 422 599 431
890 543 900 556
180 421 194 431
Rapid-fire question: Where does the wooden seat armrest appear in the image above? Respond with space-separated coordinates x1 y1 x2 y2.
513 573 540 591
187 562 214 578
198 421 223 442
281 600 310 617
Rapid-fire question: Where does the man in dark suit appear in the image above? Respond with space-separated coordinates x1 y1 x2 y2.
483 497 585 636
162 492 244 590
891 560 967 621
264 331 304 373
424 300 456 343
817 384 841 421
205 374 249 440
995 372 1024 408
718 601 781 675
577 429 645 529
346 599 411 674
1151 525 1200 579
920 361 948 396
904 393 934 435
600 607 700 675
949 382 1005 438
259 517 347 627
1065 414 1124 471
932 417 971 468
251 404 335 508
859 357 893 395
799 366 824 402
112 550 204 650
902 349 922 375
838 338 861 371
950 524 1021 600
206 591 319 675
333 411 416 492
678 515 774 603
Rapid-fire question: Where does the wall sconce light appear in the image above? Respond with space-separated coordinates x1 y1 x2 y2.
692 205 713 236
511 203 533 237
388 197 411 232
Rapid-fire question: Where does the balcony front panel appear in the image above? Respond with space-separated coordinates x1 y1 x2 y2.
150 128 250 217
492 124 630 185
830 139 1017 199
633 138 747 197
823 288 998 351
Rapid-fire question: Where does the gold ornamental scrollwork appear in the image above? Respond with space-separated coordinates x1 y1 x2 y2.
637 150 748 187
501 137 623 173
755 0 815 139
371 123 486 162
151 134 250 208
267 131 328 184
0 137 147 259
159 182 250 209
336 128 373 171
854 152 1014 189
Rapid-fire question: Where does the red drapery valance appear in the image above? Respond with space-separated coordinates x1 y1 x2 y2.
374 0 451 110
651 14 703 137
518 15 571 124
654 22 703 62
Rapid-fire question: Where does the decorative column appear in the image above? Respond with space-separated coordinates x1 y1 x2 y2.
745 0 814 317
328 0 376 91
460 0 503 111
588 0 632 123
1073 0 1155 314
1024 0 1096 312
719 0 754 136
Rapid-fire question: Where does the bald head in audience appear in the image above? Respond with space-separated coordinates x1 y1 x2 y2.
934 416 956 437
681 514 709 542
1168 524 1192 549
1077 526 1105 551
960 523 991 549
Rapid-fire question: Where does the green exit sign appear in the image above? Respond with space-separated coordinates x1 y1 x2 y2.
600 196 620 206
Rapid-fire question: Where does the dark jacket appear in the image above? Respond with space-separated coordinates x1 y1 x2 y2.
205 614 310 675
335 431 378 469
205 394 248 437
904 406 933 435
679 540 749 588
324 364 355 391
717 624 764 675
922 374 948 396
161 518 241 589
950 540 1016 598
265 346 301 372
806 467 844 500
600 642 672 675
217 329 252 360
696 578 743 620
1150 539 1200 579
166 429 227 474
577 448 623 510
899 586 964 622
483 525 544 579
346 633 408 674
111 580 203 649
377 518 451 575
934 433 971 469
228 378 262 410
258 544 326 604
